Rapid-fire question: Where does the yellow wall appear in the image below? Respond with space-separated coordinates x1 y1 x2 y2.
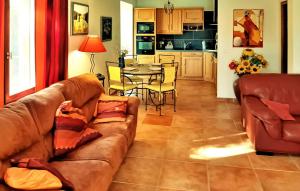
136 0 214 10
68 0 136 81
217 0 282 98
288 0 300 73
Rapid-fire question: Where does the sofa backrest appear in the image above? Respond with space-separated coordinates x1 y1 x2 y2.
239 74 300 115
52 74 104 121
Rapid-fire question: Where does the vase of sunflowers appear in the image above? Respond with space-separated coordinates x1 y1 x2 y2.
228 49 267 103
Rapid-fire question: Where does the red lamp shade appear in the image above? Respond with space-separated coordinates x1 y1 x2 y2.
79 35 107 53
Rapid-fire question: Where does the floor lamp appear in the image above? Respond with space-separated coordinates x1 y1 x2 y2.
79 35 107 73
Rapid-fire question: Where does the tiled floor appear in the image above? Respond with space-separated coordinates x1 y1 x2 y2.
109 80 300 191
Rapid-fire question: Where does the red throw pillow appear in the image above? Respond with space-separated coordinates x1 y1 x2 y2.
94 94 128 123
55 101 102 156
261 99 295 121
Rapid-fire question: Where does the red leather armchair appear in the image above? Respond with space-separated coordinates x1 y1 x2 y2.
239 74 300 154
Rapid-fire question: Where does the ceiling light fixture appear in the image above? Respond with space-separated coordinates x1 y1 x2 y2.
164 0 174 14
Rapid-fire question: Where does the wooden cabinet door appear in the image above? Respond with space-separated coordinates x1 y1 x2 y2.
203 52 214 82
135 9 155 22
156 9 170 34
182 8 204 24
182 56 203 78
170 9 182 34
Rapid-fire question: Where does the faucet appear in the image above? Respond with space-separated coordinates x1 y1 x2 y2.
183 41 192 50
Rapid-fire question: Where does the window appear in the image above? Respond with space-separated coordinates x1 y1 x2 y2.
120 1 133 55
5 0 36 102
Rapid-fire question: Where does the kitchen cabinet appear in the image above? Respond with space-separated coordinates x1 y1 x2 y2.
203 52 214 82
156 9 182 35
181 52 203 79
182 8 204 24
135 8 156 22
155 52 182 77
137 55 155 64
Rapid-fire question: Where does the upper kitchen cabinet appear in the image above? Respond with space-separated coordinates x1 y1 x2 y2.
156 9 182 35
135 8 156 22
182 8 204 24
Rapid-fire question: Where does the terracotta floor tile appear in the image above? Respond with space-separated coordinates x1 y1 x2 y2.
201 118 243 138
159 161 208 191
209 165 262 191
113 157 163 186
143 114 173 126
168 126 204 142
157 189 186 191
127 139 167 159
248 153 298 171
256 169 300 191
136 124 171 140
109 182 156 191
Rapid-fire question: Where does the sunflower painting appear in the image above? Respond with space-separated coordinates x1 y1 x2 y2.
233 9 264 47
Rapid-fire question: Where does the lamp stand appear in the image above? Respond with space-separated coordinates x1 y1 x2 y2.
89 53 96 73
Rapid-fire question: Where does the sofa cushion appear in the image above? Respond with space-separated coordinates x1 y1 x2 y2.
62 134 128 174
0 102 40 160
52 74 104 121
261 99 295 121
50 160 113 191
239 74 300 115
283 116 300 143
93 115 136 146
19 86 65 136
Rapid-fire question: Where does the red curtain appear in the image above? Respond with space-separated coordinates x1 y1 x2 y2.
45 0 68 87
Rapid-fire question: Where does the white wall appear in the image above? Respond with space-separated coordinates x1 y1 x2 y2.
288 0 300 73
136 0 214 11
217 0 281 98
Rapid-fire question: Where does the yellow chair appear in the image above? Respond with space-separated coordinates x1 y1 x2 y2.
124 55 145 100
145 62 178 116
106 61 138 96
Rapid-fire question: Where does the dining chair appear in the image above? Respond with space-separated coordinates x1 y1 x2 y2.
145 62 178 116
105 61 138 96
124 55 145 100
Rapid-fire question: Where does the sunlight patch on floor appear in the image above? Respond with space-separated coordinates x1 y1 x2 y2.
190 141 255 160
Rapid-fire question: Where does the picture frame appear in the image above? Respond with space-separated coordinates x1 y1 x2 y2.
233 9 264 48
101 17 112 41
71 2 89 35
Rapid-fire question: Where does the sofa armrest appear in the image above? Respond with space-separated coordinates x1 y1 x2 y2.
127 97 140 116
244 96 282 139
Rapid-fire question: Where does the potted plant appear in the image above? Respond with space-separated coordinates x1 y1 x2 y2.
228 49 268 103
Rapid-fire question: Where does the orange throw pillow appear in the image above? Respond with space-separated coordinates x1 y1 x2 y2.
261 99 295 121
4 167 62 190
55 101 102 156
94 94 128 123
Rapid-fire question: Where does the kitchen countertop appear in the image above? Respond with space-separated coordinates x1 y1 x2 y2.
156 49 217 53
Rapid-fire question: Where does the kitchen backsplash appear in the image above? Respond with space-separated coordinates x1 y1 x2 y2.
157 29 217 50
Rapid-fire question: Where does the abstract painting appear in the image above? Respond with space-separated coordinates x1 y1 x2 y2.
101 17 112 41
233 9 264 47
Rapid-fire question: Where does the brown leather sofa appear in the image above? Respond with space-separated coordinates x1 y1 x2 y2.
0 74 140 191
239 74 300 154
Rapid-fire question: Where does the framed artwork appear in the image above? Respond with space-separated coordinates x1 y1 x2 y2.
233 9 264 47
101 17 112 41
71 2 89 35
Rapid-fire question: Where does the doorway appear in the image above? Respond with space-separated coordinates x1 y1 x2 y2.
281 1 288 73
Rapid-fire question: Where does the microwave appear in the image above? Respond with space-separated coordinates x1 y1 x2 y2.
137 22 155 34
136 36 155 55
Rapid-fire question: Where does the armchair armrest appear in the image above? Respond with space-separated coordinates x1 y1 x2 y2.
244 96 282 139
127 97 140 116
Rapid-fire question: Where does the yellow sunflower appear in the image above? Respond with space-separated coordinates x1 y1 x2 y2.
256 55 264 61
236 64 246 74
241 60 250 67
243 49 254 57
250 65 260 73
